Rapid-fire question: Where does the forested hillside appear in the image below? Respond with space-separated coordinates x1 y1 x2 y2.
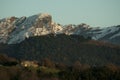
0 34 120 66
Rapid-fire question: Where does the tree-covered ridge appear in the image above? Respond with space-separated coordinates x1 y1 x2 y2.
0 34 120 79
0 34 120 66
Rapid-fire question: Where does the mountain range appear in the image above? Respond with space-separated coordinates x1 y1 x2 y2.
0 13 120 45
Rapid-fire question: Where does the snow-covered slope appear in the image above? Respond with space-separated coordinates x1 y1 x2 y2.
94 25 120 44
63 24 120 45
0 13 120 44
0 13 63 44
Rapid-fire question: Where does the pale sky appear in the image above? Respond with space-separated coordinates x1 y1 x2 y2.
0 0 120 27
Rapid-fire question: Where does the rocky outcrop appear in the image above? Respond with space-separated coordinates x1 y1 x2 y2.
0 13 120 45
0 13 63 44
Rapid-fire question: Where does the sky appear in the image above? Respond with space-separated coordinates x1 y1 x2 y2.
0 0 120 27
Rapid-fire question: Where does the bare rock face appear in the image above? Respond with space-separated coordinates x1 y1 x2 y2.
33 13 53 36
0 17 17 43
0 13 120 45
0 13 63 44
38 13 52 25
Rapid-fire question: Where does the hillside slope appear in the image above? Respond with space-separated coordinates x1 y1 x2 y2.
0 34 120 66
0 13 120 45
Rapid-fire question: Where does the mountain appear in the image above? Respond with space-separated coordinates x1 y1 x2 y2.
0 13 63 44
0 13 120 45
1 13 120 80
63 24 120 45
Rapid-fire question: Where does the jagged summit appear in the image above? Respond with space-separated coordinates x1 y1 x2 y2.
38 13 51 19
0 13 120 45
0 13 63 44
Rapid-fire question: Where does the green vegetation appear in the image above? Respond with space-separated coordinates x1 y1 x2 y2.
0 34 120 79
2 33 119 66
0 60 120 80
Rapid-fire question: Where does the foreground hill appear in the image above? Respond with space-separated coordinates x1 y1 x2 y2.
0 34 120 66
0 54 120 80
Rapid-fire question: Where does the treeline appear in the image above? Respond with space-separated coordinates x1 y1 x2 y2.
0 34 120 79
0 34 120 66
0 56 120 80
0 54 120 80
59 64 120 80
16 34 120 66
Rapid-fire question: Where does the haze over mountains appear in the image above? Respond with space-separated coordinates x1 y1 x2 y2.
0 13 120 45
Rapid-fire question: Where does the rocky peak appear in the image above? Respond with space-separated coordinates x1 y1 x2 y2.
36 13 52 27
0 13 63 44
0 13 120 45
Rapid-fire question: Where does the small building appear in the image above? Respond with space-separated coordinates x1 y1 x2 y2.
21 61 39 68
